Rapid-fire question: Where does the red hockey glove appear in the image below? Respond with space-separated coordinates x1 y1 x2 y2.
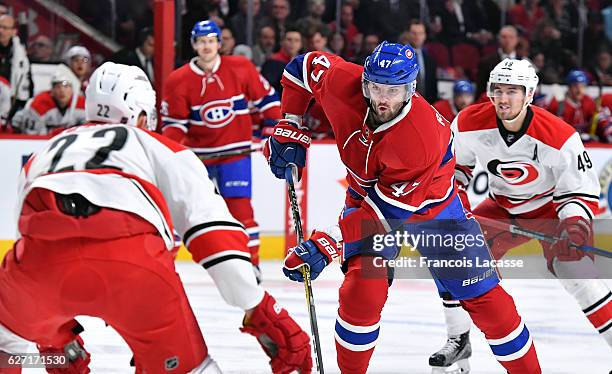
263 119 311 181
551 216 592 262
240 292 312 374
38 335 91 374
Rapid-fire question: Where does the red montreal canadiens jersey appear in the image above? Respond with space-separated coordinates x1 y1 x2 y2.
547 95 596 135
18 124 249 265
281 51 456 244
161 56 281 162
452 102 600 220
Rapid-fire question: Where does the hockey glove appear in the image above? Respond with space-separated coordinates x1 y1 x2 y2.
38 335 91 374
263 119 311 181
551 216 592 262
240 292 312 374
283 229 342 282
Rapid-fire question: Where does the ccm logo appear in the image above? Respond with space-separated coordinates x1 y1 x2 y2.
316 237 339 261
274 128 311 145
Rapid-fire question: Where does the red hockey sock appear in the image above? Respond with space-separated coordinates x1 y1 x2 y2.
224 198 260 266
335 258 389 374
461 285 541 374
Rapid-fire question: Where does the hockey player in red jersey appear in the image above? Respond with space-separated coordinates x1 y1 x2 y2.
547 70 609 143
263 42 542 373
433 59 612 371
433 80 475 122
0 62 311 374
161 21 282 279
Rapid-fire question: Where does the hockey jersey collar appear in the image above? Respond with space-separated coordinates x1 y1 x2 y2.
372 98 413 134
189 56 221 76
496 106 534 147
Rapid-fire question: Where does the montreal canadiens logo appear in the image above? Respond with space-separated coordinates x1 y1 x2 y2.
405 49 413 59
487 160 539 186
200 99 235 128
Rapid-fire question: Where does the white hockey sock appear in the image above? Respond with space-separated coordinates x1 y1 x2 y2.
554 258 612 349
206 259 265 311
442 300 472 336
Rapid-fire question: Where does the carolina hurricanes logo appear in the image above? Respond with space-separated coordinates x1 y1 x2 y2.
405 49 413 59
487 160 539 186
200 99 235 128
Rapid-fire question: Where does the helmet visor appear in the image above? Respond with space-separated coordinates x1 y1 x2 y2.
363 79 413 103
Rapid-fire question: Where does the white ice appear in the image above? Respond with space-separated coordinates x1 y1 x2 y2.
19 260 612 373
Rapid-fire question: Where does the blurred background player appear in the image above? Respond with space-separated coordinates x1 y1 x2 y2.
161 20 281 281
0 62 311 374
11 65 85 135
433 80 476 122
547 70 609 142
434 59 612 371
0 14 32 121
264 42 541 373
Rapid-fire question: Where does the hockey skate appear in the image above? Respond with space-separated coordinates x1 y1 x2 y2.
429 332 471 374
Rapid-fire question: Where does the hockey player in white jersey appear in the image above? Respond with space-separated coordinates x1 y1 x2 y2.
0 62 311 374
429 58 612 373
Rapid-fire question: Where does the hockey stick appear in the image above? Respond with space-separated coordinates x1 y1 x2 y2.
475 215 612 259
197 144 262 161
285 165 325 374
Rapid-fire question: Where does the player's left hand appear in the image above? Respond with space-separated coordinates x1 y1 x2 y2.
283 230 342 282
551 216 592 261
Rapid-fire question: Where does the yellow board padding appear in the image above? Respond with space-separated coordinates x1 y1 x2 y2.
0 235 289 262
0 235 609 261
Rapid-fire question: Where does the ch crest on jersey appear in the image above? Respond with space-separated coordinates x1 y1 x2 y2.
199 99 235 128
487 159 539 186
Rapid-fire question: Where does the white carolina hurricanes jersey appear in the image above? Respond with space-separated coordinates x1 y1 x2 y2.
452 103 600 220
17 123 248 265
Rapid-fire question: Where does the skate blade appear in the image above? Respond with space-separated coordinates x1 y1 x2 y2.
431 359 470 374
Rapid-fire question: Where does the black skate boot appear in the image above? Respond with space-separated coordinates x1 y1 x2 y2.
429 331 471 374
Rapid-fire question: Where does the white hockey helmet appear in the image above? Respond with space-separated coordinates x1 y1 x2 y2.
85 62 156 130
487 58 539 106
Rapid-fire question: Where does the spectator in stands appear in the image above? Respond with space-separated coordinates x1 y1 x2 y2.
12 66 85 135
476 25 520 99
530 50 561 84
404 20 438 103
0 75 9 128
433 79 475 122
544 0 579 50
508 0 545 38
109 27 155 84
296 0 329 37
0 1 7 16
229 0 270 46
305 28 331 53
328 3 359 57
64 46 92 93
220 27 237 55
329 32 345 56
547 70 601 142
352 33 379 65
583 12 611 63
0 15 31 121
269 0 291 50
252 26 276 67
589 49 612 86
356 0 419 41
261 27 302 93
27 35 54 63
531 19 570 82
